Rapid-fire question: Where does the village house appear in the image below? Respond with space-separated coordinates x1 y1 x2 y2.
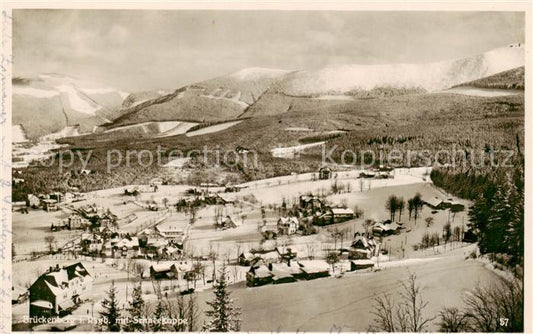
28 263 92 318
315 207 355 225
246 264 273 287
81 233 104 254
350 259 375 271
238 251 257 266
299 195 323 211
318 166 332 180
68 213 90 230
297 260 330 279
277 217 299 235
12 286 28 305
270 262 305 282
26 194 40 208
49 192 64 203
215 215 238 230
261 219 278 239
269 263 297 284
350 234 378 259
137 228 166 247
150 263 178 279
41 199 58 212
156 221 186 243
114 237 140 258
372 221 401 236
330 207 355 223
149 261 192 280
13 177 25 185
424 196 449 210
12 201 26 212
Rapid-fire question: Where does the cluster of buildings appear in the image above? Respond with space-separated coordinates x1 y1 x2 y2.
52 204 119 232
62 220 185 260
245 234 380 287
147 260 193 280
12 191 87 213
358 165 395 179
260 195 356 239
371 220 403 236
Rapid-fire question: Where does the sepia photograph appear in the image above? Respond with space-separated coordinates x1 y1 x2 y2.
1 2 530 332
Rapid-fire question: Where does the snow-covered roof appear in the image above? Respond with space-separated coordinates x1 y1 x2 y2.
331 208 354 215
31 300 53 309
151 263 173 272
351 259 375 266
278 217 299 226
425 196 445 207
271 262 302 275
253 265 273 278
298 260 330 273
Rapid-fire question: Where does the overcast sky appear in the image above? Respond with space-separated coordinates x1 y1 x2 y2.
13 10 525 92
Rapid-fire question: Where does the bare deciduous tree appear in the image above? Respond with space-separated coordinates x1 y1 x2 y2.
371 273 435 332
438 307 471 332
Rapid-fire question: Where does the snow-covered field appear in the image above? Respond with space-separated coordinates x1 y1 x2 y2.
185 120 243 137
271 141 325 158
12 125 28 143
41 125 81 141
104 121 198 137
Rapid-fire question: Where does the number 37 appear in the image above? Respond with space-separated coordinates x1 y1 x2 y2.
500 318 509 326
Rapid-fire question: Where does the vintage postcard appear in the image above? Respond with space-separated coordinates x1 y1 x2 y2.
0 1 531 332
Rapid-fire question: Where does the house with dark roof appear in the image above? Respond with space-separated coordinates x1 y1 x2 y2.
350 235 378 259
319 166 332 180
246 264 273 287
29 263 92 318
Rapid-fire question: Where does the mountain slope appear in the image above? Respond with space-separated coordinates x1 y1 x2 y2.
12 74 127 139
453 66 524 90
275 44 525 95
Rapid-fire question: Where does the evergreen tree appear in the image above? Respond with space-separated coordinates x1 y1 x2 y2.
203 264 242 332
124 282 145 331
484 184 511 255
505 172 524 266
152 297 167 332
408 198 415 221
187 294 200 331
99 281 121 332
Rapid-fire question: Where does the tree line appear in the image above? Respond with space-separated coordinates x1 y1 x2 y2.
431 164 524 271
99 264 241 332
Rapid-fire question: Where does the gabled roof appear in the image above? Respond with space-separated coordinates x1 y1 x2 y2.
250 265 272 278
63 262 91 280
425 196 445 207
278 217 299 225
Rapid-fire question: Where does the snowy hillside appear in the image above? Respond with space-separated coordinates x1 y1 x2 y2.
12 125 28 143
196 67 292 105
12 74 128 139
278 44 525 95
